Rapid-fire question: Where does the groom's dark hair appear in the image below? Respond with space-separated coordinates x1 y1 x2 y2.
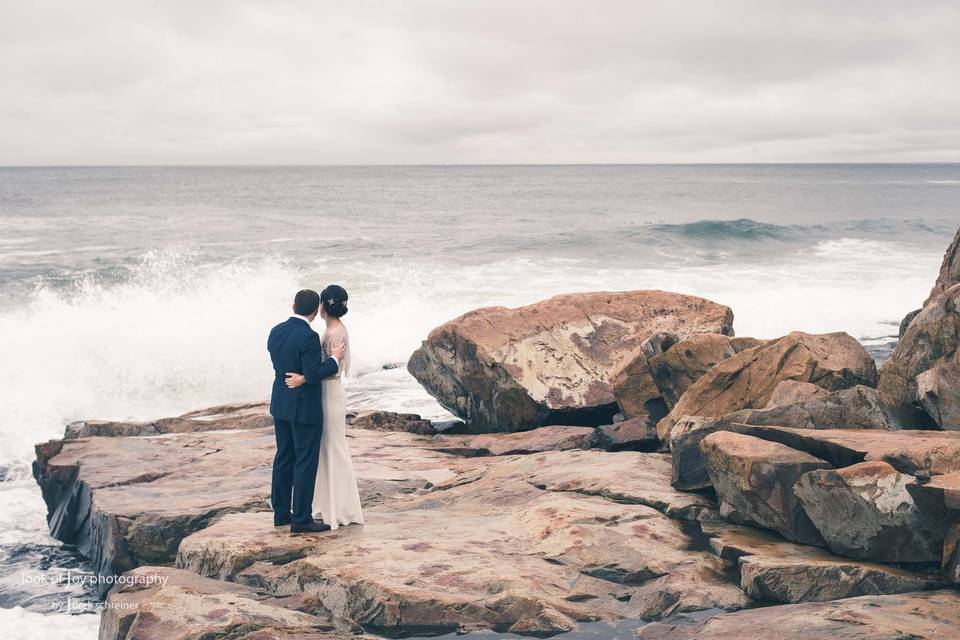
293 289 321 316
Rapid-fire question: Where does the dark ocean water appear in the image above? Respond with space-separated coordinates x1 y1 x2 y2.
0 164 957 637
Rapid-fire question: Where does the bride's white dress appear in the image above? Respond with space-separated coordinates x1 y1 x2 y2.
312 324 364 529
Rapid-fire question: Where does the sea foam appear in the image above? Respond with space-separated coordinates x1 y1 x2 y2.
0 237 941 471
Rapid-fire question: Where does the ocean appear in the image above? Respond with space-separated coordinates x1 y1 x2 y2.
0 164 957 638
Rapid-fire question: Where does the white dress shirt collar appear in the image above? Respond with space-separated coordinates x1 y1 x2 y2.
291 314 313 324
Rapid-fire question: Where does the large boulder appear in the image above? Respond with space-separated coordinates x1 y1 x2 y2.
610 341 669 426
669 386 903 491
647 333 750 408
924 226 960 307
408 291 734 431
916 363 960 430
700 432 831 545
900 308 922 338
879 283 960 411
615 333 760 440
748 385 906 431
660 332 878 440
610 340 669 427
670 417 751 491
794 461 945 563
764 381 827 407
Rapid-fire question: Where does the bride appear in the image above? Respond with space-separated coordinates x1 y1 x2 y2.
285 284 364 530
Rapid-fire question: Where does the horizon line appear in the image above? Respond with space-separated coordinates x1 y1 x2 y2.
1 161 959 169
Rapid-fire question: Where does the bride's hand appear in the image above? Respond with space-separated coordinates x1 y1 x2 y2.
285 372 306 388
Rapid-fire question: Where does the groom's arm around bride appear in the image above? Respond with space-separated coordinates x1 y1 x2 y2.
267 289 345 533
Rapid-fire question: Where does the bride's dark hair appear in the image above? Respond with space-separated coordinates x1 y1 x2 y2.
321 284 348 318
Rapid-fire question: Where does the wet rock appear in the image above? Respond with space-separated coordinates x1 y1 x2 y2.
764 381 827 408
879 282 960 410
431 425 596 456
734 425 960 475
100 566 365 640
916 363 960 430
408 291 734 431
594 416 660 451
704 521 941 603
924 225 960 307
64 402 273 439
635 590 960 640
794 461 945 563
347 410 436 435
701 432 831 545
660 331 878 440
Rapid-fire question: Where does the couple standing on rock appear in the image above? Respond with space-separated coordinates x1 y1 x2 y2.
267 286 365 533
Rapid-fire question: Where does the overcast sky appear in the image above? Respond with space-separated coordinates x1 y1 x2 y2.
2 1 959 165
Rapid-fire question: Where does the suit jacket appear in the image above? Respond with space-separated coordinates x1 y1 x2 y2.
267 317 339 425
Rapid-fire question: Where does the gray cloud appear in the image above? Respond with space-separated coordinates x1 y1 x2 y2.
1 0 958 164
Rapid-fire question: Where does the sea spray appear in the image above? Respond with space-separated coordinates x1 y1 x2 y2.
0 238 943 468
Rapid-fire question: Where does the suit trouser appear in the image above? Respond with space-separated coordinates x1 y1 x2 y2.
271 417 324 525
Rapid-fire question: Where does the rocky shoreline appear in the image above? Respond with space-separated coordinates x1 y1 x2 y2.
32 226 960 639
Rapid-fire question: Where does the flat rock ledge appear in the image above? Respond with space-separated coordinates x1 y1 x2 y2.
33 406 960 639
701 520 942 604
101 566 372 640
172 451 739 637
32 424 484 580
636 590 960 640
64 402 274 439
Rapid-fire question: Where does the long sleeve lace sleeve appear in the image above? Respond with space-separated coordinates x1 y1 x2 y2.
323 327 350 378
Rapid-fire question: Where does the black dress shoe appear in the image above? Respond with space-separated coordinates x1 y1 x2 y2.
290 520 331 533
274 516 292 527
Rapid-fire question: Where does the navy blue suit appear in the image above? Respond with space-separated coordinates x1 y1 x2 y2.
267 317 339 525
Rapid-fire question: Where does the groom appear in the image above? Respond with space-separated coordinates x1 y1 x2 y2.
268 289 345 533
